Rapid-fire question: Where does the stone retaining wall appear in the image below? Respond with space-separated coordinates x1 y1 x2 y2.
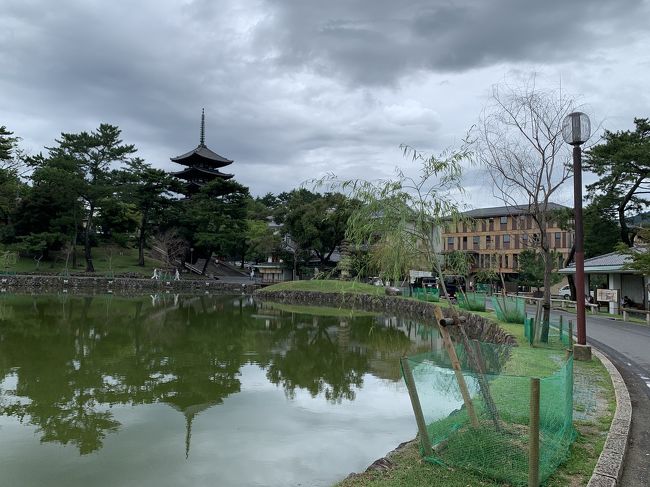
256 289 516 345
0 274 258 294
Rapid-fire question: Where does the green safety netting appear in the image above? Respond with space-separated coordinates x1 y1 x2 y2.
492 295 526 323
457 292 487 312
475 283 492 294
413 287 440 302
525 317 572 347
402 343 575 486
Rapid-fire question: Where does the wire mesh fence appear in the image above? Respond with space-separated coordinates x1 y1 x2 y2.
413 287 440 302
457 292 487 312
402 343 575 486
492 295 526 323
524 316 572 348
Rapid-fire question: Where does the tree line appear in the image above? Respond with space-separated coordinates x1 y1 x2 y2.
0 124 354 275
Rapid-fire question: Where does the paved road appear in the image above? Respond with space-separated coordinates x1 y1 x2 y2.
547 308 650 486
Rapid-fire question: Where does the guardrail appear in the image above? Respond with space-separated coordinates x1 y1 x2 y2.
505 293 602 314
621 307 650 325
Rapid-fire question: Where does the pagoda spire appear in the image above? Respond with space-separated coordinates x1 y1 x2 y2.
200 108 205 147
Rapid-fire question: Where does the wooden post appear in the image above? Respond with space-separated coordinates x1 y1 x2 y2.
400 357 434 457
646 312 650 326
623 309 628 322
569 320 574 349
528 378 540 487
559 315 564 342
432 306 480 428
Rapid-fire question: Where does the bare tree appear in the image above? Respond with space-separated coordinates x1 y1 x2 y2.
151 230 186 270
475 78 576 341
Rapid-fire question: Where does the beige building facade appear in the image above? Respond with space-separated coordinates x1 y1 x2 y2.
442 204 573 279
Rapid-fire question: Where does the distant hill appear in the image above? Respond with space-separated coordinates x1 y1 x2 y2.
627 211 650 226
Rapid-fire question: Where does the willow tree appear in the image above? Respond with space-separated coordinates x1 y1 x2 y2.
315 145 469 286
316 146 504 428
475 79 577 342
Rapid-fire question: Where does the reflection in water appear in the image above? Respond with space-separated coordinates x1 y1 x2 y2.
0 294 442 486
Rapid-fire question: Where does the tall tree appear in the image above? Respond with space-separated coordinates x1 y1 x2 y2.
180 178 250 273
583 199 621 258
120 159 177 266
47 124 137 272
585 118 650 246
475 79 576 341
0 126 24 238
15 155 83 257
517 249 561 291
0 126 19 167
276 189 355 266
617 227 650 276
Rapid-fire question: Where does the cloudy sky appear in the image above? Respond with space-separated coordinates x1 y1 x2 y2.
2 0 649 206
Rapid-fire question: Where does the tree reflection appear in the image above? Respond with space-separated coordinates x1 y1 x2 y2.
0 294 428 455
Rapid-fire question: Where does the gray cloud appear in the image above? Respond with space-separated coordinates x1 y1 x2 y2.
255 0 650 85
0 0 649 207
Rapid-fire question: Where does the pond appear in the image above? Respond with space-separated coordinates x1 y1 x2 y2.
0 293 462 486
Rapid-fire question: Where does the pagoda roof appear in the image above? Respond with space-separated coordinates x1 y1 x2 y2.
171 144 234 168
172 166 233 181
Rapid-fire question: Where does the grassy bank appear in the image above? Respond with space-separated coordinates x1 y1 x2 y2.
1 246 166 277
261 280 615 486
260 279 388 295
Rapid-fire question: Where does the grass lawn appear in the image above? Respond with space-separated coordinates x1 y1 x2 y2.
0 246 166 277
261 280 615 486
261 279 388 295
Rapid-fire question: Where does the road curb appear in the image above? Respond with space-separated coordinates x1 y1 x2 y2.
587 349 632 487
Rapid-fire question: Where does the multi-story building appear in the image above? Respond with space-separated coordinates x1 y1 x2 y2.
442 204 573 282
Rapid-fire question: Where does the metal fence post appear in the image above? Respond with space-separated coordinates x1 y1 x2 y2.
528 377 540 487
400 357 434 457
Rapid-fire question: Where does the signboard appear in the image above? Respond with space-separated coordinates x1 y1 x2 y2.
597 289 619 303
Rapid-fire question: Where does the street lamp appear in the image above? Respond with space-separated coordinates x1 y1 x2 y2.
562 112 591 360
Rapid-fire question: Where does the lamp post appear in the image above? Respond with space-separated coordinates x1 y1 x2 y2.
562 112 592 360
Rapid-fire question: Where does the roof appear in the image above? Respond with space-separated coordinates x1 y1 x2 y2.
171 144 234 168
461 203 569 219
559 250 638 274
172 166 233 180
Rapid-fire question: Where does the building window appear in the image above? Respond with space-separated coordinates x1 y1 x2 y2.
447 237 454 250
486 235 492 249
513 253 518 269
489 218 495 231
473 235 480 249
522 234 528 247
462 236 468 250
503 234 511 249
555 232 561 248
500 216 508 230
495 235 500 249
481 220 487 231
505 255 509 268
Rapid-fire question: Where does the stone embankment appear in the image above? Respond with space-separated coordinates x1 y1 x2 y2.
255 289 516 346
0 274 258 294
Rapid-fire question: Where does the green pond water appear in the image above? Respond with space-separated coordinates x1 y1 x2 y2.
0 293 462 487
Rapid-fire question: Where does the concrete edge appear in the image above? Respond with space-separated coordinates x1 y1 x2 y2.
587 349 632 487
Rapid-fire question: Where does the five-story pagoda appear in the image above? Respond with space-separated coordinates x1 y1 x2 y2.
171 109 234 194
